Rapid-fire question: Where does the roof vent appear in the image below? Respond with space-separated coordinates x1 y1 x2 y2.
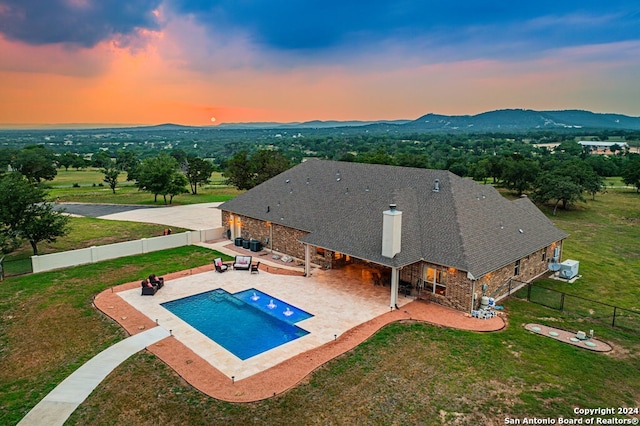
433 179 440 193
267 206 270 213
365 185 370 192
285 179 290 184
389 203 397 212
336 177 341 182
306 177 310 184
519 229 524 234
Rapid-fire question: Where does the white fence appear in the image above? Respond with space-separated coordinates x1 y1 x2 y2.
31 227 224 273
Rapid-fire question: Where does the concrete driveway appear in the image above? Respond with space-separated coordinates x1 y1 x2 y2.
57 202 222 230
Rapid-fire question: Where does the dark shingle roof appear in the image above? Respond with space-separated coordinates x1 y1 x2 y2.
219 159 568 277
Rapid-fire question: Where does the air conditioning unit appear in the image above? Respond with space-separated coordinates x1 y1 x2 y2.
559 259 579 279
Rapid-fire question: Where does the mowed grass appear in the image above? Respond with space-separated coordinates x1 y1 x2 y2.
533 189 640 310
1 189 639 425
0 246 231 425
47 169 240 205
67 302 640 425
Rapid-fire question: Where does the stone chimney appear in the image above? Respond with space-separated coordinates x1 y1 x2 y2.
382 204 402 258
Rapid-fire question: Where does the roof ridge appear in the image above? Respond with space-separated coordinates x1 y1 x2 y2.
447 173 472 273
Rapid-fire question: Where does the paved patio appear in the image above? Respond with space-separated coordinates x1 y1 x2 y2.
95 261 505 402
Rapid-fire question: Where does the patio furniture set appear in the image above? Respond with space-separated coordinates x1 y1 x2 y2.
215 256 260 274
140 274 164 296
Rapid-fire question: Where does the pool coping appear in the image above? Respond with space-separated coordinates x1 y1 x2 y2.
94 264 505 402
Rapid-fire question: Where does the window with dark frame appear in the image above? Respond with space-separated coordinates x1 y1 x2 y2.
514 259 521 276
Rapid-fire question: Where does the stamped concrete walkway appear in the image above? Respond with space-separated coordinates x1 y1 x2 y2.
18 327 170 426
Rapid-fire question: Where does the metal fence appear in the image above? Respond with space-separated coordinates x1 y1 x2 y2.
509 280 640 334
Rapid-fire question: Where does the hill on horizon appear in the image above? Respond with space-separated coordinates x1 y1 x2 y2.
3 109 640 132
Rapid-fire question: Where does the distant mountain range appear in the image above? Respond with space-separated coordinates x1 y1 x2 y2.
402 109 640 132
4 109 640 132
212 109 640 132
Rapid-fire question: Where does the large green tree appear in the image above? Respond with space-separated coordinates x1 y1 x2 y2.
101 165 120 194
500 156 540 196
57 152 78 171
622 154 640 192
223 151 253 190
250 150 292 187
224 150 292 190
184 156 215 194
0 174 70 255
91 151 113 169
13 145 58 183
134 153 188 204
532 171 585 215
115 149 140 180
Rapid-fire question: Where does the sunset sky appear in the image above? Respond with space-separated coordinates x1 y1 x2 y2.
1 1 639 127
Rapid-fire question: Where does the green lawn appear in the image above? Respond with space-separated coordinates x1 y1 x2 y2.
533 190 640 310
47 169 237 205
0 246 231 425
1 189 639 425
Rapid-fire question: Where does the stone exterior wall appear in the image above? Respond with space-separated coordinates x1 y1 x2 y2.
221 211 309 260
475 240 564 308
270 223 309 260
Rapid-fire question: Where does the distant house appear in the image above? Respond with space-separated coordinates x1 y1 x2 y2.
219 159 568 312
578 141 628 153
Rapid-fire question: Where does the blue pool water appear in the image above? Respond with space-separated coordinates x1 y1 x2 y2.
233 288 313 324
161 288 313 360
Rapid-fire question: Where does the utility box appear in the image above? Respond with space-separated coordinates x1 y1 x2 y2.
559 259 579 279
250 239 262 252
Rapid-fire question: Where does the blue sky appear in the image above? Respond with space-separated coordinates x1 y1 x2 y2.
1 0 638 125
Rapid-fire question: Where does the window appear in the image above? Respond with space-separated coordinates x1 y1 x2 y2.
542 248 547 262
514 260 521 276
424 267 446 295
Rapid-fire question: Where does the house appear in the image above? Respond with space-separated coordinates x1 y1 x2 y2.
578 141 628 154
219 159 568 312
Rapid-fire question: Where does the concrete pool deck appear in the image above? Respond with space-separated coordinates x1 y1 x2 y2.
94 262 505 402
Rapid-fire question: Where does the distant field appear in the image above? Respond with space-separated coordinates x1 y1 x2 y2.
47 169 240 205
50 169 227 187
49 168 118 187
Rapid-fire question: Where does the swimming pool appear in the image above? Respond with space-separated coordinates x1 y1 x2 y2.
161 288 313 360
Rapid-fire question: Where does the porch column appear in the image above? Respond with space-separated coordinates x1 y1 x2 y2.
390 267 399 309
229 215 236 240
304 244 311 277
